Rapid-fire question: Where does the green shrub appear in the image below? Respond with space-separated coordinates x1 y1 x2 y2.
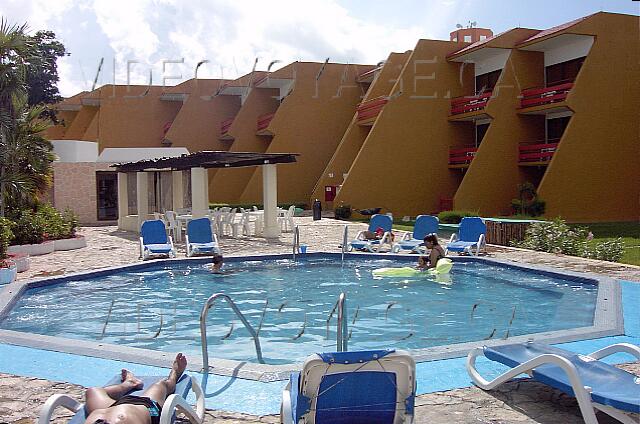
0 218 14 260
511 182 546 217
334 204 352 220
62 209 79 238
438 210 478 224
12 210 45 245
514 218 625 262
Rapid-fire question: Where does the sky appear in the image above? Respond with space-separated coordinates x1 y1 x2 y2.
1 0 638 97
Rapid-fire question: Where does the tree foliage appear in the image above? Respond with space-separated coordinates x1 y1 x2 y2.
25 30 68 117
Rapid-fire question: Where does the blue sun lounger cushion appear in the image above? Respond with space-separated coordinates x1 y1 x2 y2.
281 349 416 424
467 342 640 424
393 215 439 253
140 220 175 260
349 214 394 252
446 217 486 256
186 217 220 257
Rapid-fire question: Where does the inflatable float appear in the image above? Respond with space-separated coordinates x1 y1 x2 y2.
372 258 453 277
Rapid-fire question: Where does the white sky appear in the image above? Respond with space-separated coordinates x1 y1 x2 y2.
1 0 638 97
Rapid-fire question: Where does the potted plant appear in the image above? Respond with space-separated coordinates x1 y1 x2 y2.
0 218 17 284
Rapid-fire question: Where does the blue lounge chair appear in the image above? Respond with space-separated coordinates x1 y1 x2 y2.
392 215 439 253
185 217 220 257
349 214 394 252
467 342 640 424
39 374 205 424
281 349 416 424
140 219 176 260
445 217 486 256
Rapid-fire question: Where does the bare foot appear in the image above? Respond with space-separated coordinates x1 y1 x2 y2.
121 369 143 390
171 353 187 382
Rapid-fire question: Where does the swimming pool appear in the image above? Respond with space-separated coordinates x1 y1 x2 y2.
0 255 604 365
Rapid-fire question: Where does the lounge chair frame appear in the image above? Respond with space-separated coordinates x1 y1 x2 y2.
466 342 640 424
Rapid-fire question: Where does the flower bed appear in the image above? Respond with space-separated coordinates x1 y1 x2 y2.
8 240 55 256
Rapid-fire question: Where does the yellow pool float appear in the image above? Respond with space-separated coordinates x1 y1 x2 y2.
372 259 453 277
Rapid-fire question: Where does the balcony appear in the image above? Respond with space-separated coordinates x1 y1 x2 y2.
449 92 492 121
449 145 478 168
219 118 234 141
518 139 559 166
256 113 275 136
356 96 388 125
520 82 573 110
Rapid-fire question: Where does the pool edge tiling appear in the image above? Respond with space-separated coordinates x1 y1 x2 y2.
0 253 625 382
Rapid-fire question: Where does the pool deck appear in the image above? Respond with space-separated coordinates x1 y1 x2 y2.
2 217 639 423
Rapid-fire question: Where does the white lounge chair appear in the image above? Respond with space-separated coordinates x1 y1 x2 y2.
140 220 176 260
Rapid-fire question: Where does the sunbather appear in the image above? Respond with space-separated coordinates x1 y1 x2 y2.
84 353 187 424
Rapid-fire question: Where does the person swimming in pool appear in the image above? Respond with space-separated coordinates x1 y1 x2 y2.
417 233 446 270
83 353 187 424
210 254 224 273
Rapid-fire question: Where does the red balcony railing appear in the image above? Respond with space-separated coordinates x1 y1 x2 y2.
356 96 388 123
256 113 275 132
449 145 478 166
450 91 492 115
520 82 573 108
519 139 560 163
220 118 234 137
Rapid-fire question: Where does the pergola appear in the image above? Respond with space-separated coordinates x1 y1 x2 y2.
112 151 298 238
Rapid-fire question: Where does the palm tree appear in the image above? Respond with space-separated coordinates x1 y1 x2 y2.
0 19 42 216
0 98 54 212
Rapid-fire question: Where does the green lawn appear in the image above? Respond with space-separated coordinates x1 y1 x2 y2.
575 222 640 266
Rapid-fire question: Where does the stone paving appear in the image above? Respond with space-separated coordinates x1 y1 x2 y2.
3 217 640 423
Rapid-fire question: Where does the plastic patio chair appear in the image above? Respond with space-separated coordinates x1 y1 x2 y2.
281 349 416 424
185 217 220 257
467 341 640 424
349 214 394 252
140 220 176 260
392 215 439 253
278 205 296 233
38 374 205 424
445 217 486 256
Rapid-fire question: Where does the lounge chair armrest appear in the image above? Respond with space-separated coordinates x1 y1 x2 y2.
281 381 293 424
353 230 366 241
139 237 145 259
449 233 458 244
38 394 83 424
400 232 412 241
160 378 204 424
587 343 640 361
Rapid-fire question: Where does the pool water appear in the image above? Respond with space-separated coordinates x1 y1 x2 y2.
0 258 598 364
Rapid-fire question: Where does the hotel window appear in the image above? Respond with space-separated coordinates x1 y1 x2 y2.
464 35 472 42
480 35 487 40
127 172 137 215
475 69 501 94
475 123 490 146
546 116 570 142
545 57 585 86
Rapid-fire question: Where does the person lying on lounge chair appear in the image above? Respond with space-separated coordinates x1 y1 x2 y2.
84 353 187 424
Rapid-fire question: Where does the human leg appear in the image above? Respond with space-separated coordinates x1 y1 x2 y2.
142 353 187 407
85 369 143 413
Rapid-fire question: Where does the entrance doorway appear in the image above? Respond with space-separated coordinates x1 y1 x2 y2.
96 172 118 221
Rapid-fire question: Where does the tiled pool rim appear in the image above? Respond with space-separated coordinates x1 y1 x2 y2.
0 253 623 382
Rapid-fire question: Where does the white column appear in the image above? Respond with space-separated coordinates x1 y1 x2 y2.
262 164 280 238
191 167 209 218
117 172 128 230
172 171 184 211
136 171 149 229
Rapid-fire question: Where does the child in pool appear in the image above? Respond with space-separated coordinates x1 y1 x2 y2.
210 254 224 274
417 234 446 270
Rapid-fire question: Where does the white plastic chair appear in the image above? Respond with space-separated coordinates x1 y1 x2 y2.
278 205 296 233
164 211 182 242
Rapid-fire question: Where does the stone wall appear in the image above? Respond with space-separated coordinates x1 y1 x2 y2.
52 162 115 225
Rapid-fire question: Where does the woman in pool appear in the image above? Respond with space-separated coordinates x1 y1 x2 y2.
210 254 224 274
417 233 446 270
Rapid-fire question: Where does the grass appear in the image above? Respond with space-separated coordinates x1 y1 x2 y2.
572 222 640 266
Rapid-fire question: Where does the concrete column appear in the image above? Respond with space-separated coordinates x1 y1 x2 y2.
136 171 149 229
191 167 209 218
172 171 184 211
262 164 280 238
117 172 128 230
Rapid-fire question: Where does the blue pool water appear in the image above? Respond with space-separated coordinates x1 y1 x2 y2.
0 258 598 364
